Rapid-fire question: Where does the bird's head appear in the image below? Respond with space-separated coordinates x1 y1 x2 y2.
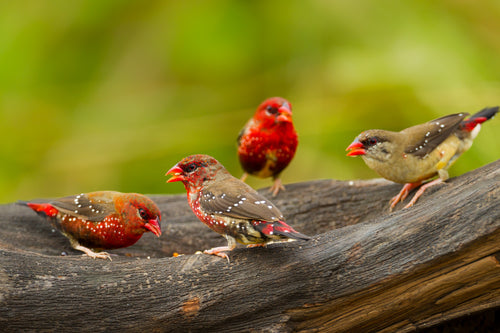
346 130 395 162
254 97 293 127
166 154 228 190
118 194 162 237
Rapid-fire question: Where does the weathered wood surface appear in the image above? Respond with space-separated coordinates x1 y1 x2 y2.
0 160 498 332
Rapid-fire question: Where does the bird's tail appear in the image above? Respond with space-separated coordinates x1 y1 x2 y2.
460 106 499 132
18 201 58 217
257 220 311 241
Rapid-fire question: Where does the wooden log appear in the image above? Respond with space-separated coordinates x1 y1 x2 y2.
0 160 498 332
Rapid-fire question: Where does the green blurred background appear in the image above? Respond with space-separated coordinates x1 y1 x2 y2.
1 0 499 203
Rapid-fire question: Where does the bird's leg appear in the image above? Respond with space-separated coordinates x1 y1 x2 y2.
270 177 285 197
389 182 422 211
203 236 236 263
240 172 248 182
404 178 444 209
70 239 111 261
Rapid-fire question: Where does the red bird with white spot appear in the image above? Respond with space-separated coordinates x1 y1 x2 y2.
237 97 298 196
166 154 310 261
22 191 162 260
346 106 498 210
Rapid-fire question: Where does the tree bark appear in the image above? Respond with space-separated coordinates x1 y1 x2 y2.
0 160 498 332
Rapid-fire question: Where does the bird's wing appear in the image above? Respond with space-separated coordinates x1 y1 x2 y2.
199 177 284 221
402 113 469 157
236 118 254 146
50 192 117 222
236 127 245 146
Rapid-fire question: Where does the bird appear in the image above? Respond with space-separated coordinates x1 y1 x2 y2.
346 106 498 210
166 154 310 261
237 97 298 196
21 191 162 260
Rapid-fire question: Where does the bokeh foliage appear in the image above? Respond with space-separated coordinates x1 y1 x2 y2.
1 0 499 203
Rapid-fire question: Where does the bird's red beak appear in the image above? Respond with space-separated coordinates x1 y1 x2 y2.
166 165 184 183
346 140 366 156
276 103 293 123
144 217 162 237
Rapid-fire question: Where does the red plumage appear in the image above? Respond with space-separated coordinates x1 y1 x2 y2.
22 191 162 260
166 154 310 261
237 97 298 196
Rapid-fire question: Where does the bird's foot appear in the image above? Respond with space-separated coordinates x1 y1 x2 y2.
246 243 266 249
389 182 421 211
270 178 285 197
403 178 444 209
203 246 233 263
73 243 112 261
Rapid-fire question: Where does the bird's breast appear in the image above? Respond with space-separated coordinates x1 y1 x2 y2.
59 214 142 250
237 126 298 177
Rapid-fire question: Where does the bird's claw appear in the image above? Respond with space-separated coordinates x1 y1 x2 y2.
203 247 231 263
73 242 112 261
246 243 266 248
86 251 112 261
270 178 285 197
204 250 230 263
389 182 421 211
402 178 444 209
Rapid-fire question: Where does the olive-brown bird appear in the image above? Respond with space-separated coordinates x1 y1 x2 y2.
22 191 162 260
166 154 310 261
237 97 298 196
346 106 498 210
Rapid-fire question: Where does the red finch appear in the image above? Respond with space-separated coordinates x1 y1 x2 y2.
237 97 298 196
166 154 310 261
22 191 162 260
346 106 498 210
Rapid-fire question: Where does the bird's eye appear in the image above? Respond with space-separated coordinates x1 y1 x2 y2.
265 105 278 114
185 163 197 173
368 138 378 146
138 208 149 220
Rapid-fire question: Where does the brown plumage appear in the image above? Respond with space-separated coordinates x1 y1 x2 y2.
346 106 498 210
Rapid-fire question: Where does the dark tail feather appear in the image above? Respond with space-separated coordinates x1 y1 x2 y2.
279 229 312 241
460 106 499 131
257 221 311 240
